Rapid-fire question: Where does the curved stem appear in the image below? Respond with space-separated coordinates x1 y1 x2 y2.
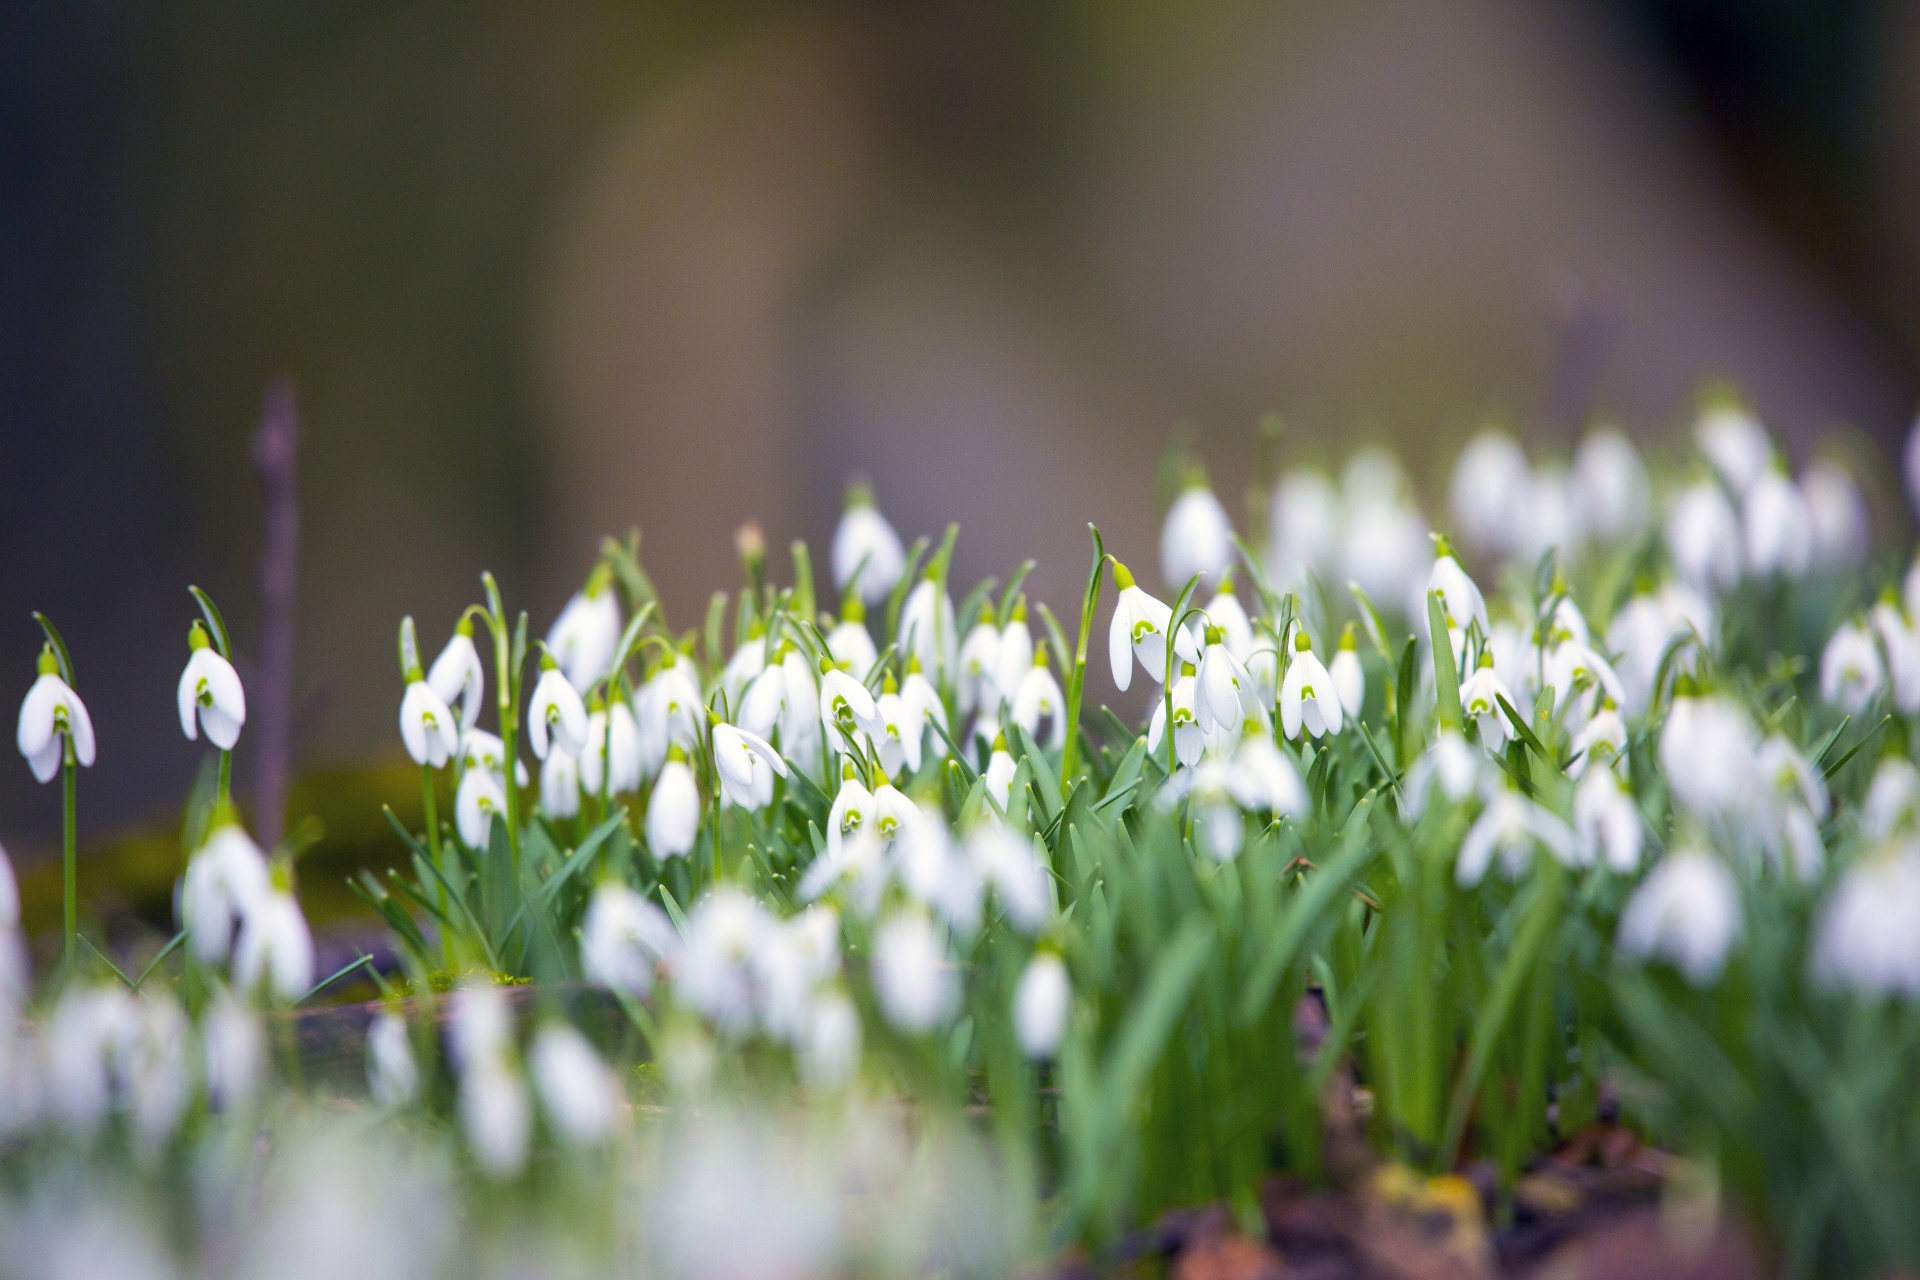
1057 534 1108 791
62 745 76 971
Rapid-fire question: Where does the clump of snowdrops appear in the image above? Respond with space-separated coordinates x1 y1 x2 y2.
8 397 1920 1277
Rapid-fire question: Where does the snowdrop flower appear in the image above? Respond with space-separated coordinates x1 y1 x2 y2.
712 720 788 810
1573 769 1643 872
901 656 946 747
1660 690 1760 820
1573 428 1651 543
895 807 982 934
819 662 886 759
1809 847 1920 996
870 782 917 845
1403 731 1482 819
636 652 705 776
872 910 957 1033
545 571 622 692
45 984 135 1136
1014 951 1070 1060
234 872 315 1003
1347 500 1430 614
581 881 679 995
721 629 768 709
1696 404 1772 495
177 623 246 750
1861 757 1920 841
801 991 861 1088
825 598 879 682
1268 469 1342 591
752 905 843 1039
1181 757 1250 860
1227 730 1308 818
825 763 874 862
1196 625 1258 733
1280 632 1343 739
1328 626 1365 719
539 747 580 819
1011 651 1066 749
427 619 486 731
832 480 906 606
580 699 642 797
1427 540 1490 638
1755 735 1827 880
366 1010 418 1108
1108 560 1199 691
1456 789 1578 884
1820 620 1885 714
873 675 924 777
1161 479 1235 589
1801 461 1869 568
899 572 957 683
1487 620 1539 708
984 736 1016 811
1606 583 1712 714
967 821 1052 932
181 820 270 964
992 597 1036 711
119 992 190 1156
16 647 94 783
456 766 507 848
460 727 526 785
1457 653 1515 750
527 654 588 761
647 746 700 858
1450 430 1531 556
202 992 263 1110
741 646 805 746
1543 641 1626 730
956 603 1001 718
1569 700 1627 777
1516 465 1583 566
1618 849 1741 986
531 1022 618 1146
675 888 772 1035
398 678 459 768
1666 482 1742 594
1742 468 1812 578
1870 602 1920 713
450 985 530 1178
1146 665 1206 766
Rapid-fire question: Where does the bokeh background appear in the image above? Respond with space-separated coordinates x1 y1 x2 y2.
3 0 1918 880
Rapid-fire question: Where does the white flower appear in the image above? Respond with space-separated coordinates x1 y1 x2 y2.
540 747 580 819
1801 461 1869 568
177 637 246 750
1542 642 1626 729
462 1056 530 1178
16 658 94 784
366 1010 418 1107
1618 849 1741 986
1160 483 1236 589
1226 733 1308 818
984 740 1016 811
824 765 874 865
956 607 1002 717
1569 703 1627 777
1659 693 1760 820
1108 561 1199 691
1809 848 1920 996
752 906 843 1040
872 910 957 1033
181 823 270 964
967 820 1052 932
45 984 135 1136
902 661 946 744
1267 469 1342 590
580 701 642 798
1696 405 1772 495
1573 428 1650 543
721 632 767 709
1196 627 1257 733
460 727 526 784
1820 621 1885 714
120 991 190 1156
1606 584 1712 714
1756 735 1827 879
801 991 861 1088
1279 635 1343 739
1328 630 1365 719
531 1022 618 1146
545 584 622 692
1403 731 1482 819
1449 430 1531 556
1010 654 1066 749
1456 789 1578 885
1870 602 1920 714
427 624 486 731
527 662 588 760
635 654 702 773
994 605 1036 712
832 486 906 606
891 806 981 934
873 685 921 777
647 749 700 858
1742 468 1812 578
819 665 885 758
1573 769 1642 872
1488 620 1539 708
675 888 772 1035
398 681 459 768
1146 668 1207 766
1861 757 1920 840
741 648 822 775
1014 952 1070 1059
456 767 508 848
1346 500 1429 612
1666 482 1742 594
1515 465 1584 566
825 615 878 686
203 993 263 1110
712 722 788 810
898 576 957 683
1427 547 1489 638
581 881 679 995
234 884 315 1003
1457 655 1514 750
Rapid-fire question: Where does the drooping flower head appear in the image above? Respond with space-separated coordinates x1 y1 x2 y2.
1108 559 1199 692
177 620 246 751
831 480 907 607
17 644 94 784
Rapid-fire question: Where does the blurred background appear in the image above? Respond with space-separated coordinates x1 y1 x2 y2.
2 0 1918 895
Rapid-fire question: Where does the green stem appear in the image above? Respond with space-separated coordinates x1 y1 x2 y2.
62 745 76 971
422 765 452 971
217 748 232 811
1057 530 1107 791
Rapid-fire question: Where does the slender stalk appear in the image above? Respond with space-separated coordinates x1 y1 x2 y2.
61 742 76 970
217 749 232 812
1057 528 1107 791
422 765 453 970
